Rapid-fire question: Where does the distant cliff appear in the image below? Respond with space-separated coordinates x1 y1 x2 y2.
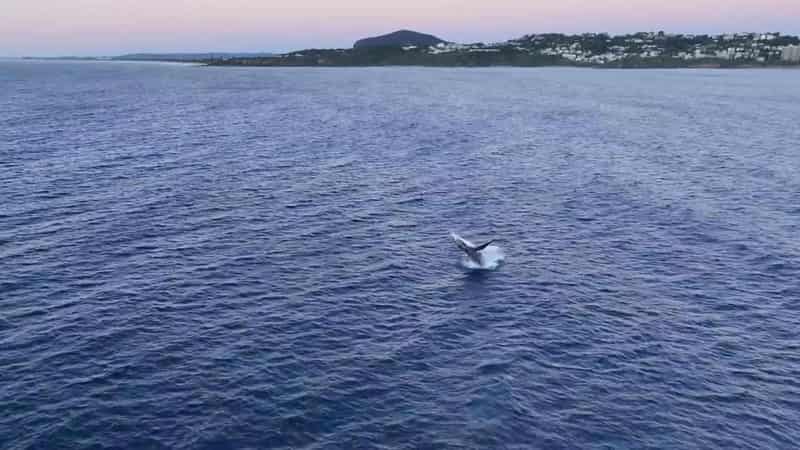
354 30 446 49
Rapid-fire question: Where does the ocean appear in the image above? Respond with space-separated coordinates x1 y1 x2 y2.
2 61 799 449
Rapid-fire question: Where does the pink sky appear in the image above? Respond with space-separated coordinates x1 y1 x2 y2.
2 0 799 56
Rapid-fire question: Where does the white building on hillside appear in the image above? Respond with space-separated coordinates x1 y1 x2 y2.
782 45 800 62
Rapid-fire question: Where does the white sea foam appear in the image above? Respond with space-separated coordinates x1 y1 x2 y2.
461 245 505 270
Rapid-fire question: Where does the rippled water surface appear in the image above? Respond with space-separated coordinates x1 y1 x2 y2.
2 61 800 449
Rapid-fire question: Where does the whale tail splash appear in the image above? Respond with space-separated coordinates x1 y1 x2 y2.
450 233 504 270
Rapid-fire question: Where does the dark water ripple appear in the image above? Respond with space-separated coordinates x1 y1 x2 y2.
2 62 800 449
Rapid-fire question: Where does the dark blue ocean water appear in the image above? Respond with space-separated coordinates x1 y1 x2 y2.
2 61 800 449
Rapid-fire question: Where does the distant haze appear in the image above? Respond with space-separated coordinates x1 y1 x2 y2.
2 0 799 56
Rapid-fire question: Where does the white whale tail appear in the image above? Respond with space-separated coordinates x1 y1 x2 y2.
450 233 504 270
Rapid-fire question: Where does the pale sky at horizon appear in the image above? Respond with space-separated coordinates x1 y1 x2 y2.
2 0 799 56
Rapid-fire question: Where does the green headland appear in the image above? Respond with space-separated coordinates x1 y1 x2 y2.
207 30 800 68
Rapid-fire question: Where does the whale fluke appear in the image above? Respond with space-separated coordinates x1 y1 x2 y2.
473 240 494 252
451 233 495 267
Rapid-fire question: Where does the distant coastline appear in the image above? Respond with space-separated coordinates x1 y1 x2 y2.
17 53 274 63
13 30 800 69
207 30 800 69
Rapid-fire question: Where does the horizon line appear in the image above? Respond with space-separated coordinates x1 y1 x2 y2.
6 29 800 59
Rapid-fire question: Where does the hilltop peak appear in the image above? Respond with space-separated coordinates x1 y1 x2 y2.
354 30 446 49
